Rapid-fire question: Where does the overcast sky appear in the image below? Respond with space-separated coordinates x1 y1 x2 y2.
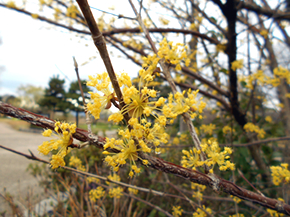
0 0 140 96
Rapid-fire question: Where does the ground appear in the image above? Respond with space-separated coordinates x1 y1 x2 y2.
0 121 49 216
0 120 117 216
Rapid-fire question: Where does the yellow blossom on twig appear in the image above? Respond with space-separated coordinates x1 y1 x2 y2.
38 121 76 169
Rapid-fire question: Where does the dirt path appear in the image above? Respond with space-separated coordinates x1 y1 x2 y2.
0 122 48 215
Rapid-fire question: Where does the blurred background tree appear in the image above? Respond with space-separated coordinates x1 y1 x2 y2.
66 79 91 126
38 75 69 119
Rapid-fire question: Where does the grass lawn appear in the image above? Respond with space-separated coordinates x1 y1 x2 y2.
0 117 120 134
0 117 30 130
78 122 120 132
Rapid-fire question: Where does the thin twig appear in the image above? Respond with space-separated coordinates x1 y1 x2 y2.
238 169 265 197
73 56 92 134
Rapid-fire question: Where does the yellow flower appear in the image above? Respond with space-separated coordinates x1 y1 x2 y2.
260 29 268 38
87 72 116 120
159 17 170 25
38 122 76 169
193 205 212 217
163 89 206 120
109 187 123 198
231 195 242 204
86 177 100 184
231 59 244 71
172 206 183 217
103 133 148 176
89 187 105 202
31 14 39 19
265 116 272 123
191 183 206 201
270 163 290 185
181 147 203 170
106 173 121 185
120 85 159 119
69 156 86 171
7 1 17 8
202 139 235 171
66 4 79 19
223 126 235 134
200 123 216 135
128 186 139 195
267 208 284 217
244 122 265 138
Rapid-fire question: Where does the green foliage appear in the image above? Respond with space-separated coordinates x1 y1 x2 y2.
38 75 69 112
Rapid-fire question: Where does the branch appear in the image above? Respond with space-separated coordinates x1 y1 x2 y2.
0 3 220 45
75 0 130 124
239 1 290 21
159 136 290 148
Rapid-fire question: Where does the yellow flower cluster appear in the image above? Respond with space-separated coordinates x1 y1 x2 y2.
7 1 17 8
193 205 212 217
158 38 191 71
230 195 241 204
139 54 160 82
89 187 105 202
66 4 80 19
182 139 235 173
69 156 86 171
86 38 207 177
191 182 206 201
86 177 100 184
128 186 139 195
223 126 236 134
106 173 120 185
31 13 39 19
159 17 170 25
123 38 143 50
174 74 187 84
109 187 123 198
38 122 76 169
243 122 266 138
270 163 290 185
231 59 244 71
241 67 290 90
163 89 206 121
86 72 116 120
265 116 272 123
260 29 268 38
105 174 123 198
216 44 227 53
172 206 183 217
274 66 290 84
200 123 216 135
103 130 150 177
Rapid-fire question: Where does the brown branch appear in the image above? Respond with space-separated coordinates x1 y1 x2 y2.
181 66 229 97
102 28 220 44
159 136 290 148
75 0 130 124
238 1 290 21
0 4 219 45
0 102 290 215
0 3 91 35
105 37 142 66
